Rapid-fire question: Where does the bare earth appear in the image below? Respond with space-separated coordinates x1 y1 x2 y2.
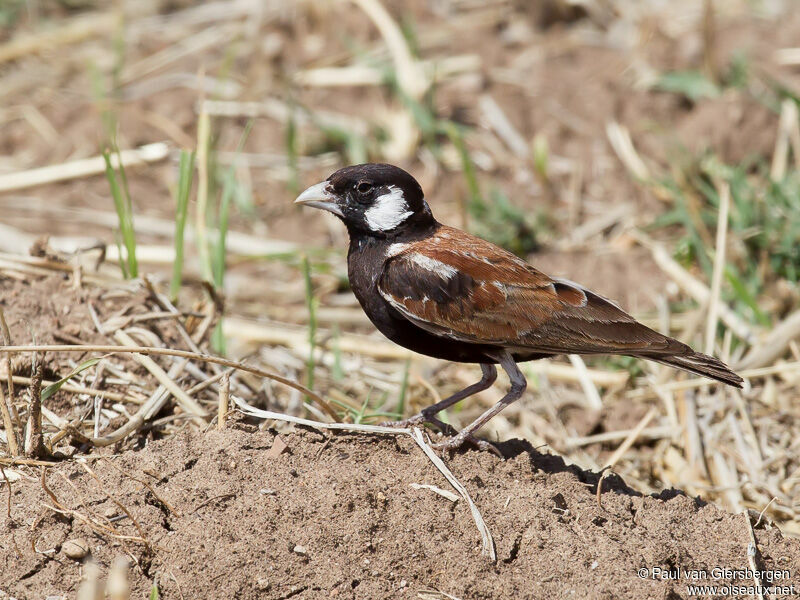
2 425 798 599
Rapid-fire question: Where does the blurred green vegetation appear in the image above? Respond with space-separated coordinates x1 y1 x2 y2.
650 151 800 328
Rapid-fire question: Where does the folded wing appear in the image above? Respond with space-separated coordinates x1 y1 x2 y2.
378 226 742 387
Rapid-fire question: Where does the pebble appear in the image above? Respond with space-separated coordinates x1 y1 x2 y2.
62 538 90 560
256 578 271 591
293 545 307 555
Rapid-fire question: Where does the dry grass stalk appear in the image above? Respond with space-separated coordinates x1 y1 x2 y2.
40 468 145 546
201 98 369 136
770 99 799 180
0 200 297 257
77 559 104 600
0 377 18 457
233 394 496 560
742 511 766 600
710 449 744 512
704 182 730 355
567 424 677 448
113 330 208 424
350 0 427 100
605 122 650 180
633 231 757 344
739 310 800 369
195 75 213 283
774 47 800 65
217 372 230 430
479 95 529 157
0 343 338 421
567 354 602 410
78 460 151 549
295 55 479 88
409 428 496 561
121 25 235 84
604 407 657 468
106 556 131 600
409 483 460 502
23 361 47 459
0 456 57 467
0 143 169 193
0 12 117 64
681 392 709 480
0 306 16 423
11 376 132 403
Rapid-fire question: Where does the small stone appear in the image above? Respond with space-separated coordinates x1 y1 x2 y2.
256 578 271 591
399 580 408 588
103 507 117 518
259 488 276 496
293 545 307 555
62 538 90 560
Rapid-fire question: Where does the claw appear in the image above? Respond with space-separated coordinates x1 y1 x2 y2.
431 433 503 458
379 414 457 436
381 416 503 458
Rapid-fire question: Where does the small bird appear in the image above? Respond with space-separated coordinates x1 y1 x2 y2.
295 163 743 452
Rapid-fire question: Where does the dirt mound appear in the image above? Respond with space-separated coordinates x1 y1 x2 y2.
2 423 797 599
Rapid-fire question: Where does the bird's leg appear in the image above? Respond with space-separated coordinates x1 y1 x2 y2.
380 363 497 435
432 352 526 453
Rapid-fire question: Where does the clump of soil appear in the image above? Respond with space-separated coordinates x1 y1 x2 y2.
2 424 797 599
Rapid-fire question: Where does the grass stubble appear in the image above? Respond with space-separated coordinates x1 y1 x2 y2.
1 0 800 594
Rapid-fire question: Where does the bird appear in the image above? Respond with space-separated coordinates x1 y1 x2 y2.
295 163 743 452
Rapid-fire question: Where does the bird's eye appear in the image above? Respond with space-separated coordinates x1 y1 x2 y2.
356 181 373 194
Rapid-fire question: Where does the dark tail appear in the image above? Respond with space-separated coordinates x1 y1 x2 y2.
646 350 743 388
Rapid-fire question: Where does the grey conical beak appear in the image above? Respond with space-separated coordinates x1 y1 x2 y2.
294 181 343 217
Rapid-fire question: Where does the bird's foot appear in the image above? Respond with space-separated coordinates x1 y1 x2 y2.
379 414 425 428
379 414 458 436
380 416 502 457
431 432 503 458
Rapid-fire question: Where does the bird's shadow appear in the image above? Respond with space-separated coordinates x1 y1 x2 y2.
492 437 701 506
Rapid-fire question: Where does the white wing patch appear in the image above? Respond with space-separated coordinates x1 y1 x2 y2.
364 185 413 231
386 242 410 257
407 253 458 279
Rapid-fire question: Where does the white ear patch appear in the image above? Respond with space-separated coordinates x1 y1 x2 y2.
364 185 413 231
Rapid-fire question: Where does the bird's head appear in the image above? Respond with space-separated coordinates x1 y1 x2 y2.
295 163 434 236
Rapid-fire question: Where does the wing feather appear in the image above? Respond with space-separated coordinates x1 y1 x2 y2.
378 226 680 355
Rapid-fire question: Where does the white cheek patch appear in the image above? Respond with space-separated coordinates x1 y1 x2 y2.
408 253 458 279
364 185 413 231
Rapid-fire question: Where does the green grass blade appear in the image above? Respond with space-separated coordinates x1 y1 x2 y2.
443 121 482 206
41 358 103 402
170 150 195 302
103 149 137 278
